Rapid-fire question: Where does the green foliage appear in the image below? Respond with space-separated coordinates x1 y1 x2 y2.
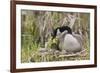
46 37 59 49
21 41 40 63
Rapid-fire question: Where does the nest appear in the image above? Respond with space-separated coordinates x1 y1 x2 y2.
30 47 88 62
59 49 87 58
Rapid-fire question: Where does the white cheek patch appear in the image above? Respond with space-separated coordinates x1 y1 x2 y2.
57 29 61 36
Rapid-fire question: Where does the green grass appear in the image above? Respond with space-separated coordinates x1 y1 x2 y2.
21 38 90 63
21 42 40 63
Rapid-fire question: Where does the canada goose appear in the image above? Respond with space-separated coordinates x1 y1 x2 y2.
53 26 82 53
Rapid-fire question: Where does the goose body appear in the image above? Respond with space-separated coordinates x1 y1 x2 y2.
59 34 82 53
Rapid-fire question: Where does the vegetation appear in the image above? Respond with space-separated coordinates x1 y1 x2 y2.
21 10 90 63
